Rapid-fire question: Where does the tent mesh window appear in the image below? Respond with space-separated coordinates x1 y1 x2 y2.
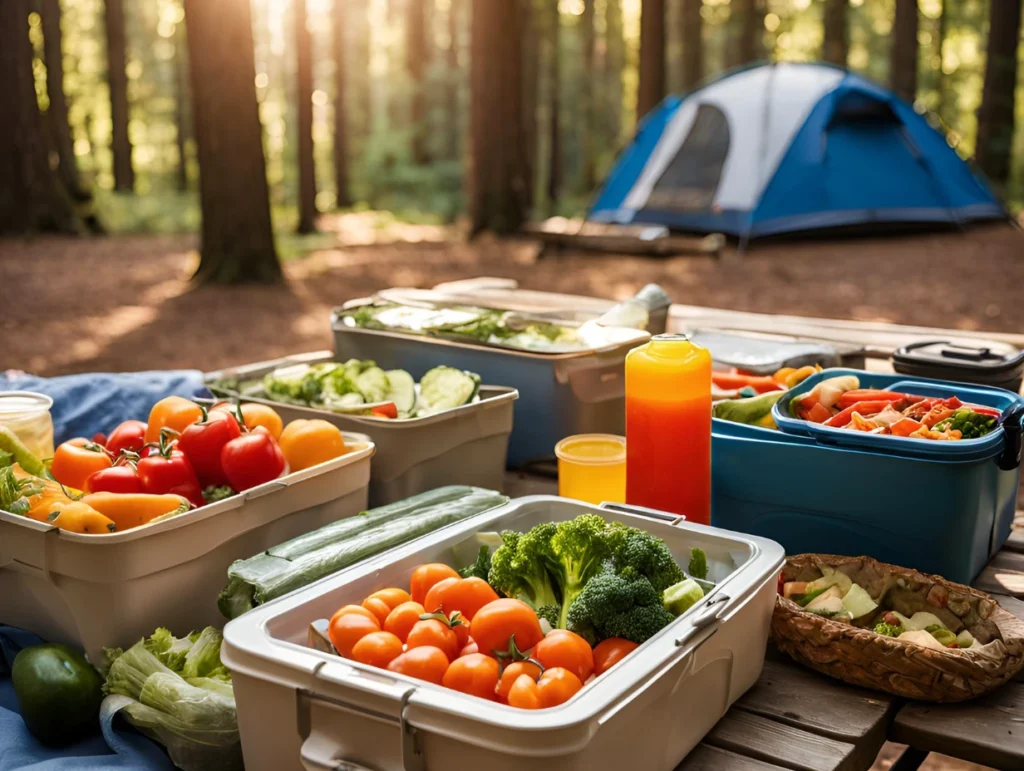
645 104 730 213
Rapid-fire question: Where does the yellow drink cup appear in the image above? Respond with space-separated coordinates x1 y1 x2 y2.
555 434 626 505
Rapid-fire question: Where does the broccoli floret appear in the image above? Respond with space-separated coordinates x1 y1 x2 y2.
873 622 904 637
487 528 562 616
548 514 613 629
536 605 560 628
459 545 492 580
688 547 708 581
609 526 686 593
565 568 675 646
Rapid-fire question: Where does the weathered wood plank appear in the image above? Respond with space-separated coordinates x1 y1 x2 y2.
704 710 859 771
1006 528 1024 554
677 744 790 771
735 657 896 767
973 549 1024 597
891 681 1024 771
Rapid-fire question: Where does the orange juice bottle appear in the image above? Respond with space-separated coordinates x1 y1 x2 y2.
625 334 712 524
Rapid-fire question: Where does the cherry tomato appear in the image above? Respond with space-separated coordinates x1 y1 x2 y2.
176 408 241 487
361 597 392 626
350 631 403 669
427 577 499 621
136 433 204 508
406 619 459 661
51 439 112 491
105 420 147 458
145 397 203 444
333 604 378 624
84 464 142 495
506 674 542 709
592 638 639 676
383 601 426 643
410 564 460 606
387 646 450 685
459 640 479 657
367 587 411 610
214 402 284 439
536 667 583 708
442 654 499 700
328 611 380 658
448 613 471 649
92 433 108 447
423 577 459 614
221 430 286 492
534 630 594 682
495 660 543 702
470 599 543 657
370 403 399 419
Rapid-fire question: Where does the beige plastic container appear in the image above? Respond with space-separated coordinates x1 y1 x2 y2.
206 352 517 507
0 435 374 663
222 496 784 771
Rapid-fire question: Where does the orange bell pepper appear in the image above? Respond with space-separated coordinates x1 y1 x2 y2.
49 501 117 534
145 396 203 444
277 419 348 472
80 491 191 531
50 438 113 491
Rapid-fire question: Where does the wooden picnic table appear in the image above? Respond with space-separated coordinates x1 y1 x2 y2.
503 471 1024 771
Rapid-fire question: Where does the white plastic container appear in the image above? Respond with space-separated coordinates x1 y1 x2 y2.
0 435 374 663
222 496 784 771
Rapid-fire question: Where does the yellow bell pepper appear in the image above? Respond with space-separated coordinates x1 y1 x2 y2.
50 502 117 534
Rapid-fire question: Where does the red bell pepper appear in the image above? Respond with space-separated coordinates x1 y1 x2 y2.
176 407 242 487
137 430 204 507
370 402 399 419
823 400 894 428
805 403 833 423
220 429 287 492
969 405 1001 418
85 463 143 494
105 419 148 459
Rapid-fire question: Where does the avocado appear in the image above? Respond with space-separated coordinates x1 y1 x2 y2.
12 644 104 747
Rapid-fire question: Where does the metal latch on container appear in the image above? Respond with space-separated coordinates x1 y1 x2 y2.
998 403 1024 471
599 501 687 527
399 689 426 771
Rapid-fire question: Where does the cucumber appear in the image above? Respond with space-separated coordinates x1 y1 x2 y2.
355 367 390 403
417 366 481 416
218 486 508 619
323 392 365 410
384 370 417 415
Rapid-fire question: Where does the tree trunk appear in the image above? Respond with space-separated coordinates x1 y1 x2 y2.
890 0 919 102
637 0 666 121
730 0 763 68
604 0 624 145
173 17 189 193
333 0 352 206
407 0 428 164
469 0 527 234
446 0 461 161
295 0 317 234
40 0 88 202
935 0 948 123
104 0 134 191
547 0 562 208
821 0 848 66
580 0 596 192
0 0 78 234
521 0 539 211
975 0 1022 186
679 0 703 89
184 0 281 284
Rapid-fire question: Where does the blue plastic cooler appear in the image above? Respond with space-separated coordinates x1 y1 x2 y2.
711 368 1024 583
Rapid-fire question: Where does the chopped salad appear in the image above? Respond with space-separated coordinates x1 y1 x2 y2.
789 375 1001 441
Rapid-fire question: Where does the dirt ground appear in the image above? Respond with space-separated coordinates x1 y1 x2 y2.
1 218 1020 771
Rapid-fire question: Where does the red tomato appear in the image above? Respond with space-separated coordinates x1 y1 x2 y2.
442 654 499 700
406 619 459 661
470 599 543 657
423 577 460 614
220 431 286 492
370 403 399 419
105 420 148 459
427 577 499 621
85 464 142 495
592 638 638 676
387 646 450 685
136 435 204 508
92 433 108 447
410 564 461 606
533 630 594 682
176 409 241 487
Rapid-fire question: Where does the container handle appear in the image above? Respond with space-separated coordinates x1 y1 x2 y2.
997 402 1024 471
300 732 380 771
599 501 686 526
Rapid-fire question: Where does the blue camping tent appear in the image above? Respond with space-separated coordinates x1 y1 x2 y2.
590 62 1006 240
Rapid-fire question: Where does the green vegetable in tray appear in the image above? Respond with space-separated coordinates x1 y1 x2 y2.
488 527 563 628
925 624 958 647
416 366 480 415
203 486 235 504
12 643 104 747
104 627 240 771
663 577 705 616
608 524 687 593
384 369 417 414
565 567 676 646
713 391 785 429
873 622 905 637
0 465 46 516
219 486 509 619
459 545 493 580
933 408 998 439
0 426 49 478
687 547 708 581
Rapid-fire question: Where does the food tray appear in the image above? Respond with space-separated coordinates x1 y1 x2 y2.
331 317 648 467
0 435 374 662
221 496 784 771
205 352 517 506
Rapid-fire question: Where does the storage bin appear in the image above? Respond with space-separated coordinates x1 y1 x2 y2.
892 340 1024 394
206 352 517 507
221 496 784 771
711 368 1024 583
332 316 647 467
0 436 374 662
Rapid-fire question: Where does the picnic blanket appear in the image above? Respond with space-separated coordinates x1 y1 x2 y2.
0 627 173 771
0 371 208 445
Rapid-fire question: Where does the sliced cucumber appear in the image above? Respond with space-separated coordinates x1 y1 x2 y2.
385 369 417 415
355 367 390 403
324 392 365 410
417 366 480 415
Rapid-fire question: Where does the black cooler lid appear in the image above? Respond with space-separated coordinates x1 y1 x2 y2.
893 340 1024 381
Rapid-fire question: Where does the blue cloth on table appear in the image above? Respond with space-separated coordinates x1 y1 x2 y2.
0 626 173 771
0 371 209 445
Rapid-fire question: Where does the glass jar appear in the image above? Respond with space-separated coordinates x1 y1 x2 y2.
0 392 55 461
